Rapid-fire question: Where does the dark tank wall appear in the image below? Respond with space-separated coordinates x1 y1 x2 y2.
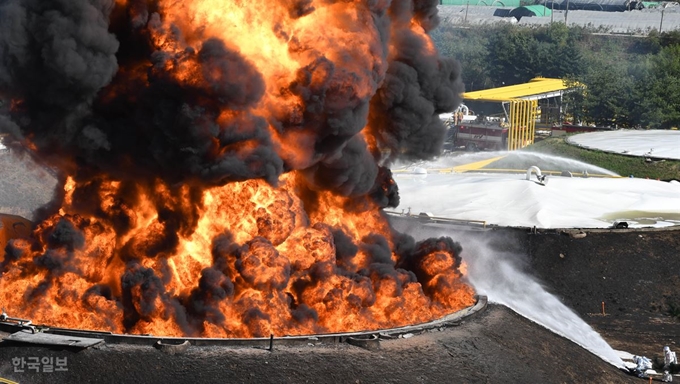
524 227 680 356
388 214 680 356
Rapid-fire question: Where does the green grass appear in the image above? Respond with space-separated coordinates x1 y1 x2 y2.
519 137 680 180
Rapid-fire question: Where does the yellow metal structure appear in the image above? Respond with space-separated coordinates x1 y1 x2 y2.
507 99 538 150
463 77 570 102
461 77 571 150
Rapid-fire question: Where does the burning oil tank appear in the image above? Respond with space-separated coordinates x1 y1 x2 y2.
0 0 476 339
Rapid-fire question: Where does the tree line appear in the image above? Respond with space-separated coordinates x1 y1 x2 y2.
432 23 680 129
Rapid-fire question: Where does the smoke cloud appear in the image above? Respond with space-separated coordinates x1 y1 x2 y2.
1 0 462 194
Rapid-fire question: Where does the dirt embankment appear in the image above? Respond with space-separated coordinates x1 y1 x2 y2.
524 227 680 358
391 216 680 365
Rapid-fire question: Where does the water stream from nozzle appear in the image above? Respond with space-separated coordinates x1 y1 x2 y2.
398 221 625 368
462 236 626 368
393 151 619 177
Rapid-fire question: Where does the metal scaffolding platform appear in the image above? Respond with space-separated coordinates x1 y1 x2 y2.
461 77 578 150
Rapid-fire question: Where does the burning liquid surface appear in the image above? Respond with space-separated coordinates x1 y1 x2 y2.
1 175 474 337
0 1 473 337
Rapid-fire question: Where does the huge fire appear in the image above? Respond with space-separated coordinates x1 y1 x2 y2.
0 0 473 337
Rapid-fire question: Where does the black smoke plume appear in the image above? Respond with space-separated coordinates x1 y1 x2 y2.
1 0 461 193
